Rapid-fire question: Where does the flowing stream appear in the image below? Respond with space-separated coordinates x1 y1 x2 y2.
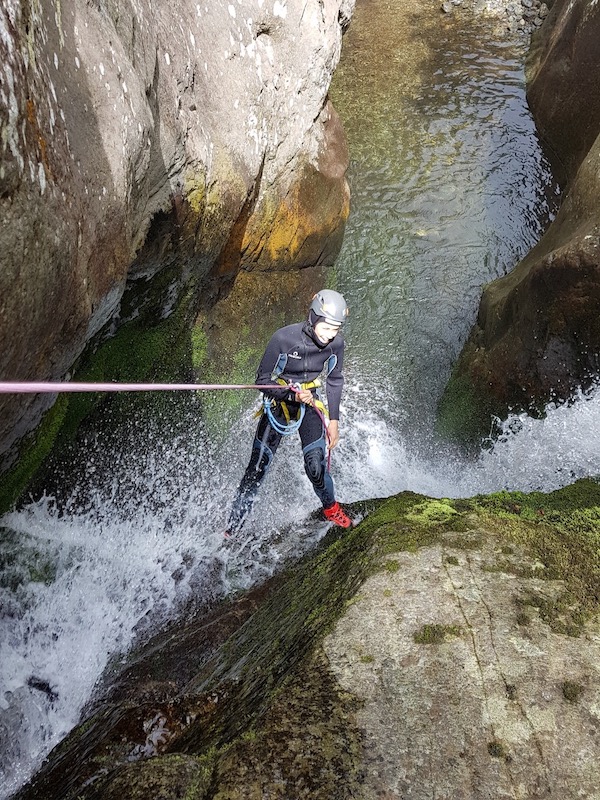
2 3 600 797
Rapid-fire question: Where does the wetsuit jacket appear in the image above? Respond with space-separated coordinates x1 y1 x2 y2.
255 322 345 420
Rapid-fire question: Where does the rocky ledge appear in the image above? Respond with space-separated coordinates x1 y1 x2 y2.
442 0 550 36
16 479 600 799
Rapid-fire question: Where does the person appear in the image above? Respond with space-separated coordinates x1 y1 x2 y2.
226 289 352 535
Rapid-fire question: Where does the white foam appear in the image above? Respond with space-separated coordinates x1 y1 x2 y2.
1 381 599 795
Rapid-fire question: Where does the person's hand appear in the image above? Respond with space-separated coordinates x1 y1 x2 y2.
328 419 340 449
295 388 315 406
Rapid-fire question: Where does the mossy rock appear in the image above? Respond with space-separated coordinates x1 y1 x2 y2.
94 753 215 800
0 280 199 514
413 623 463 645
16 479 600 800
435 365 499 448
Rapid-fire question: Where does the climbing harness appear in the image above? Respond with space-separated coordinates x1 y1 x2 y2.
262 378 325 436
261 352 333 436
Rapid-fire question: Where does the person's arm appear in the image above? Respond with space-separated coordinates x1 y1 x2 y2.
325 339 344 449
325 338 344 421
327 419 340 449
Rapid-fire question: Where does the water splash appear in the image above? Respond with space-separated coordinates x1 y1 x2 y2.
336 380 600 502
0 401 333 797
2 381 600 797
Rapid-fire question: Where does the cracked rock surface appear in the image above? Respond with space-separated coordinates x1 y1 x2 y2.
324 533 600 799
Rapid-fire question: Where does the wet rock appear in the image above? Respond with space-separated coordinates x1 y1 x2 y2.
468 0 548 36
324 538 600 798
13 484 600 799
97 755 213 800
527 0 600 187
0 0 353 506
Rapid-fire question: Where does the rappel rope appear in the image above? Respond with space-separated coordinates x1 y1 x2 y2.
0 380 334 458
0 381 285 394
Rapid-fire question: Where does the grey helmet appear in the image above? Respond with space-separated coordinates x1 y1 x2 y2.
309 289 349 326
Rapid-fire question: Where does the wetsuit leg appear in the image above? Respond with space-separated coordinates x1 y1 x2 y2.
227 413 282 533
299 408 335 509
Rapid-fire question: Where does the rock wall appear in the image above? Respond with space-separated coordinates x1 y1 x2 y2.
14 482 600 799
0 0 353 499
437 0 600 444
527 0 600 187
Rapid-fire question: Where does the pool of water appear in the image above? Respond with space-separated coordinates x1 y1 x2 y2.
329 0 559 437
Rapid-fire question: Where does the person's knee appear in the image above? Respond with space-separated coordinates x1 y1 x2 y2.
303 443 326 489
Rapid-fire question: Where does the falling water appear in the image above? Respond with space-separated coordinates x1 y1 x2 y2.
2 379 600 796
2 3 599 798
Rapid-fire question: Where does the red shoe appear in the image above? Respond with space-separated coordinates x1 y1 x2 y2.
323 501 352 528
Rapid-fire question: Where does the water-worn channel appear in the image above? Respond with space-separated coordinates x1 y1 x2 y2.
3 2 600 797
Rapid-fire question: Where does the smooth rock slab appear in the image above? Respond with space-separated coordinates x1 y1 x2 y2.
324 537 600 799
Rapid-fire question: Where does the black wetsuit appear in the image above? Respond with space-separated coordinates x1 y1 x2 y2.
227 321 344 532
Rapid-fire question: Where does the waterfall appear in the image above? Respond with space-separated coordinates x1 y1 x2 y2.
1 3 594 797
2 381 600 797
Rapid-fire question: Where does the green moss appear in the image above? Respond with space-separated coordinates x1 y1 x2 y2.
65 285 196 437
191 326 208 373
516 588 584 636
487 740 509 759
384 559 401 573
1 276 198 514
562 680 584 703
190 316 266 434
473 479 600 630
406 498 457 526
0 394 69 514
185 174 207 216
436 369 497 447
413 623 462 644
446 533 484 550
384 480 599 633
367 494 455 557
92 752 217 800
481 560 540 579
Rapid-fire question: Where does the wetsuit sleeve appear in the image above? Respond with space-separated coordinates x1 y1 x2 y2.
326 339 344 420
255 331 296 402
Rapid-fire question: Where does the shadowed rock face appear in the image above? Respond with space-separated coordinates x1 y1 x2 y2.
0 0 353 483
526 0 600 188
437 0 600 444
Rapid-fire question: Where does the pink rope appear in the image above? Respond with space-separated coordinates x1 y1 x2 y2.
0 381 335 459
0 382 284 394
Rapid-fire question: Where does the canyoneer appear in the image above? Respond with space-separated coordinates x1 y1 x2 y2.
225 289 353 535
